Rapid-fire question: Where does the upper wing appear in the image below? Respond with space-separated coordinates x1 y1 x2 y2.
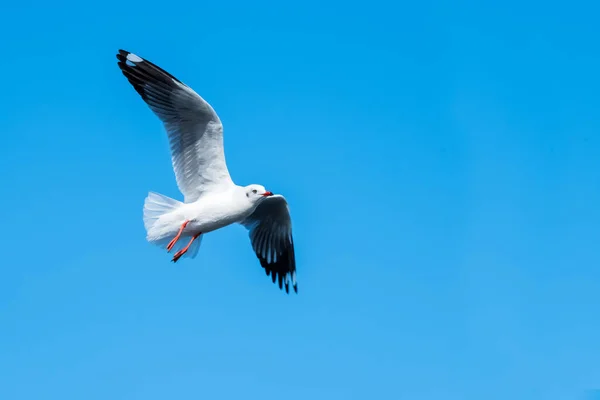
116 50 233 202
241 195 297 293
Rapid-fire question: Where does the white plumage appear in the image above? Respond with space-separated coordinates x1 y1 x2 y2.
116 49 297 293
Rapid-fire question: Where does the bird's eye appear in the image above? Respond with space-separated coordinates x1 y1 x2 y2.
252 189 257 194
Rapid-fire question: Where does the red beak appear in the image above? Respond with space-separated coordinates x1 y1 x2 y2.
262 191 274 197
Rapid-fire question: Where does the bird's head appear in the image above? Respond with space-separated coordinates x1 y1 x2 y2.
244 184 274 203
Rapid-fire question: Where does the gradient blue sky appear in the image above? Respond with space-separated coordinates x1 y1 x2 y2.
1 0 599 399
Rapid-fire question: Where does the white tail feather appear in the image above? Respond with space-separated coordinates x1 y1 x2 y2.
143 191 182 232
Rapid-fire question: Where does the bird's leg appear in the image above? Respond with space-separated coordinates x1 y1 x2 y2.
172 233 201 263
166 220 190 252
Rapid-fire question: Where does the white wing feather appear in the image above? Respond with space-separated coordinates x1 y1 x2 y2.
117 50 233 202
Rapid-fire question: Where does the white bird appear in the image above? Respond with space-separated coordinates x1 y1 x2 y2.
116 49 297 293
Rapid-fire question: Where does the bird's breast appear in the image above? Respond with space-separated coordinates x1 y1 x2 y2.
183 197 252 233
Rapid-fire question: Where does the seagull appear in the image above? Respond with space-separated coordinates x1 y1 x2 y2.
116 49 297 293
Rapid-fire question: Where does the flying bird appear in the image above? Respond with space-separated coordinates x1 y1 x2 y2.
116 50 297 293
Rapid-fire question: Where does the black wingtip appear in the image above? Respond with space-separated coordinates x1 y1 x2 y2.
115 48 187 104
115 49 182 84
116 49 133 64
263 268 298 294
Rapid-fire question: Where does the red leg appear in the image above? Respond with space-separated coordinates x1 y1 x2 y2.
167 220 190 252
172 233 201 263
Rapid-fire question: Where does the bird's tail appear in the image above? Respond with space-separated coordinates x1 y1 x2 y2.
143 191 183 234
142 192 203 260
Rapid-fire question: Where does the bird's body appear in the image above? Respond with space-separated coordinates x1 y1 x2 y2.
144 186 259 243
116 49 297 293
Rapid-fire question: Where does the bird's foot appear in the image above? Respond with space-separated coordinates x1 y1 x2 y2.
171 249 186 263
171 233 201 263
166 220 190 252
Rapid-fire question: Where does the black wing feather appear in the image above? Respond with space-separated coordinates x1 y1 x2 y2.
243 196 297 294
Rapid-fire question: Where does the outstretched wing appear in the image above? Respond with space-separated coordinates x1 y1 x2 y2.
116 50 233 202
241 195 297 293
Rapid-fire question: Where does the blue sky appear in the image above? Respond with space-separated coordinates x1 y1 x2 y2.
1 0 599 399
